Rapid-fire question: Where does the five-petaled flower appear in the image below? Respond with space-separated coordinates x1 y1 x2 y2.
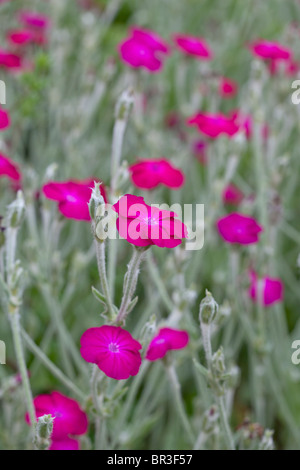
112 194 188 248
173 34 213 59
217 212 263 245
248 271 284 306
187 111 240 139
146 327 189 361
80 326 142 380
118 26 170 72
25 391 88 450
129 158 185 190
42 179 107 221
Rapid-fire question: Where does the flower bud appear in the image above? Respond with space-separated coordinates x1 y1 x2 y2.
7 191 25 228
212 346 226 377
88 182 105 221
199 290 219 325
34 414 54 450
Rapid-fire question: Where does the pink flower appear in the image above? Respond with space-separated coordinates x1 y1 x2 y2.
173 34 213 59
118 26 169 72
0 49 23 70
80 326 142 380
249 39 292 62
26 391 88 443
19 11 50 30
222 184 244 206
7 29 35 46
129 159 185 190
146 327 189 361
0 108 10 130
187 112 240 138
192 140 208 165
217 212 263 245
49 437 80 451
112 194 188 248
219 77 237 98
0 154 21 182
248 271 284 306
42 179 107 221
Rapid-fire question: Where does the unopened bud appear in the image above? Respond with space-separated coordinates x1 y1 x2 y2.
212 347 226 377
7 191 25 228
88 182 105 221
199 290 219 325
34 414 54 450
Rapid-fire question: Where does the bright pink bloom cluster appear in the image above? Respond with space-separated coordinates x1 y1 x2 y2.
118 27 169 72
129 159 185 190
42 179 107 221
80 326 142 380
112 194 188 248
217 213 263 245
248 271 284 306
26 391 88 450
146 327 189 361
19 11 50 30
0 108 10 130
222 184 244 206
0 153 21 182
173 34 213 60
187 111 240 139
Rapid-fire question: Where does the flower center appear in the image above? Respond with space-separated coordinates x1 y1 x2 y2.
145 216 158 226
66 194 77 203
108 342 119 353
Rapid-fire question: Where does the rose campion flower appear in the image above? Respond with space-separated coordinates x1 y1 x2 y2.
192 140 208 165
248 271 284 306
187 112 240 138
19 11 50 30
219 77 237 98
42 179 107 221
49 437 80 451
146 327 189 361
26 391 88 449
80 326 142 380
249 39 292 62
0 108 10 130
173 34 213 59
217 212 263 245
0 49 23 70
129 159 185 190
118 26 169 72
7 30 35 46
112 194 188 248
222 184 244 206
0 154 21 182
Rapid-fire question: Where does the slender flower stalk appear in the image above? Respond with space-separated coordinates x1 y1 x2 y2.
115 247 145 325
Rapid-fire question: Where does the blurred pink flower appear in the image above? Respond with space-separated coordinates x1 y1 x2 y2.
219 77 237 98
80 326 142 380
192 140 208 165
173 34 213 59
146 327 189 361
222 184 244 206
249 39 292 61
26 391 88 443
118 26 169 72
112 194 188 248
19 10 50 30
187 111 240 138
0 108 10 130
0 49 23 70
217 212 263 245
7 29 46 47
42 179 107 221
0 153 21 182
248 271 284 306
129 159 185 190
49 437 80 451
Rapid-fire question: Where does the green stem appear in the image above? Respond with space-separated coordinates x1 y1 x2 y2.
94 238 115 319
217 395 235 450
10 312 36 433
166 364 195 445
116 249 144 325
21 328 86 401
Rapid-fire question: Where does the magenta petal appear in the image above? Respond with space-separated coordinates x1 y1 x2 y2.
50 437 79 451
